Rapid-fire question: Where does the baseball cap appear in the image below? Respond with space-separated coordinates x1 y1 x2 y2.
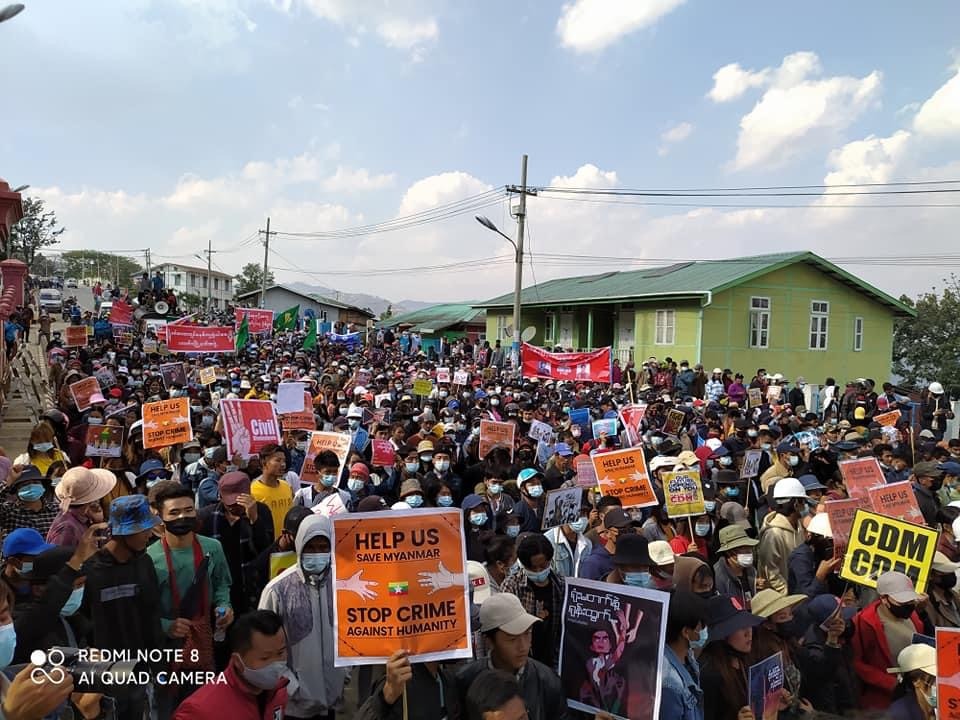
219 471 252 506
876 571 923 603
479 592 541 634
6 465 44 490
777 440 801 454
798 474 828 492
648 540 675 567
719 501 750 528
938 461 960 477
3 528 55 558
603 508 632 530
887 643 936 675
554 443 574 457
109 495 162 536
467 560 492 604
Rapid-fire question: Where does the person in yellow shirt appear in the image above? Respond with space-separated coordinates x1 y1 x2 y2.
250 443 293 539
244 380 270 401
15 423 68 476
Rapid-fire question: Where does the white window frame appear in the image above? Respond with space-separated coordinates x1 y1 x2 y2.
496 315 509 340
853 316 864 352
655 309 675 345
809 300 829 350
749 296 770 349
543 312 555 344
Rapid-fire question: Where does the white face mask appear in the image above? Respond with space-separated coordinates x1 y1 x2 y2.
736 552 754 568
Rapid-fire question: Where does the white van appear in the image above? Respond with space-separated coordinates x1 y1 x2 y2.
38 289 63 313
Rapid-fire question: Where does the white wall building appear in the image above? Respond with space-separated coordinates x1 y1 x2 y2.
152 263 233 308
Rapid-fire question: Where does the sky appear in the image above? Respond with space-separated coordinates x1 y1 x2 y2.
2 0 959 304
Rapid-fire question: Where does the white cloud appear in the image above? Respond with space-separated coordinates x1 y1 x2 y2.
549 163 618 189
556 0 684 54
658 121 694 156
288 95 303 110
913 69 960 138
823 131 912 187
712 51 883 170
397 171 492 216
376 18 438 50
322 166 396 192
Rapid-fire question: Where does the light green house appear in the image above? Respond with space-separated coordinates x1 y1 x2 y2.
474 252 915 383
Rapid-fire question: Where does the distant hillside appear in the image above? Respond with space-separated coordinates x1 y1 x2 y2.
287 282 432 317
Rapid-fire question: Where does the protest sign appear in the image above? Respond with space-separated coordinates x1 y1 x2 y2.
661 409 685 436
747 388 763 408
824 498 861 557
331 508 472 666
542 487 584 530
94 367 115 388
301 430 352 485
575 458 599 489
559 577 668 720
142 398 193 449
268 551 297 580
277 382 306 415
741 449 762 479
521 343 612 383
198 366 217 386
482 367 495 381
528 419 554 444
839 509 938 593
65 326 88 347
766 385 782 404
313 492 348 518
592 418 618 439
936 628 960 720
435 367 450 384
142 338 158 354
413 378 433 397
371 439 396 467
85 425 123 458
144 318 168 341
108 301 132 326
592 447 657 509
166 325 235 353
69 378 102 412
868 480 925 525
220 399 281 460
618 404 647 446
452 370 470 386
874 409 902 427
374 393 392 409
159 362 187 389
839 458 886 503
479 420 515 461
278 391 315 432
748 652 784 720
663 469 705 518
235 307 274 335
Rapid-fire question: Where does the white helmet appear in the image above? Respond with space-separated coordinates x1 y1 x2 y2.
772 477 809 500
930 382 944 395
807 511 832 538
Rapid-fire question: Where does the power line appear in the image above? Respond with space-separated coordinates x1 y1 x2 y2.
533 194 960 210
538 186 960 198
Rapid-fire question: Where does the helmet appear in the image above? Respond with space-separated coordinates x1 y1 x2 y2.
929 382 944 395
807 512 832 538
772 477 809 500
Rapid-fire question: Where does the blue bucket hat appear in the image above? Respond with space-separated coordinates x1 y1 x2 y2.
2 528 55 558
109 495 161 536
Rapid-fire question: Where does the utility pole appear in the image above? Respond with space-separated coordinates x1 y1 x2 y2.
145 248 151 277
509 154 530 370
259 217 271 309
202 239 218 309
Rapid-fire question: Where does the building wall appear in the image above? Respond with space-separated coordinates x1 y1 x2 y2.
244 288 342 324
631 301 702 364
156 265 233 308
701 263 895 382
484 308 547 346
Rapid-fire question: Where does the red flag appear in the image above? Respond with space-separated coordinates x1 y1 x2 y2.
109 301 133 326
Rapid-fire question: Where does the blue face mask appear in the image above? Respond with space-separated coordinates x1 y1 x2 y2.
32 442 54 453
506 525 520 538
524 568 550 584
17 484 45 502
689 626 708 650
61 586 84 617
320 474 337 488
406 495 424 508
570 517 589 533
405 462 420 474
526 485 544 499
623 571 654 588
0 623 15 669
704 500 717 513
725 487 740 498
469 512 486 526
437 495 454 507
301 552 330 574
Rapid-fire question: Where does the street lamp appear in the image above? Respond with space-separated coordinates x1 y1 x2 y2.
0 4 24 23
12 184 28 193
476 212 525 368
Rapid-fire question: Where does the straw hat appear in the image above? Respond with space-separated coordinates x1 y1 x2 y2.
55 466 117 511
751 589 807 618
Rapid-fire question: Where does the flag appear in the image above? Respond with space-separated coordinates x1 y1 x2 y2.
274 305 300 332
388 581 409 596
235 314 249 351
302 318 317 350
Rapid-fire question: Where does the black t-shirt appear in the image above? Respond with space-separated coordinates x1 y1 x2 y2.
530 581 556 669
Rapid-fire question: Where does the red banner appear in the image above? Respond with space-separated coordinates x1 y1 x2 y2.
235 308 274 335
520 343 611 383
166 325 235 353
109 301 133 326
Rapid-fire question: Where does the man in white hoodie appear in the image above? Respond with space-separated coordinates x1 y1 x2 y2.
259 513 346 720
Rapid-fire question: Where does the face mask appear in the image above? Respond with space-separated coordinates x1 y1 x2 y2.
301 552 331 574
924 687 937 709
437 495 454 507
524 568 550 584
348 419 361 430
623 571 654 588
439 390 448 399
32 442 54 453
165 517 195 536
338 407 348 416
747 430 758 438
736 552 754 568
405 462 419 474
420 454 433 464
788 455 800 467
798 503 811 518
526 485 544 499
506 525 520 538
689 626 709 650
563 406 572 414
570 517 589 533
183 453 201 464
938 573 958 590
406 495 424 508
226 464 239 473
88 417 104 426
653 573 674 590
695 522 711 537
719 457 733 467
704 500 716 513
190 405 202 413
487 482 502 495
320 474 337 488
434 460 449 472
887 601 916 619
347 478 365 493
0 623 15 669
469 512 486 527
295 441 308 452
238 658 287 691
17 484 45 502
17 561 33 576
725 487 740 498
650 436 663 447
204 447 219 461
201 416 215 428
761 443 772 451
61 586 84 616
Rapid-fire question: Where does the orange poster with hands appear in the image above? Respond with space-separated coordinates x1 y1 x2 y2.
142 398 193 449
591 446 658 509
331 508 472 666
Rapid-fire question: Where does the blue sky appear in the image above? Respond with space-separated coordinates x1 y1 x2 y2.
2 1 959 302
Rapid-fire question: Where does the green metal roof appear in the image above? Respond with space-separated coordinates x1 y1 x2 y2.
474 251 915 317
379 303 486 332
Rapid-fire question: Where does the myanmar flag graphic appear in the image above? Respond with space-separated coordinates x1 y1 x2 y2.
388 581 409 596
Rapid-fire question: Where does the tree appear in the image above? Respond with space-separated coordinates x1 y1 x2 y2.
60 250 142 286
379 304 393 321
234 263 274 298
893 275 960 395
180 292 203 310
8 197 65 268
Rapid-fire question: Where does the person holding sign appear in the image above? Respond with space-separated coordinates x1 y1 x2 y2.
251 444 294 541
886 644 938 720
700 595 765 720
661 591 709 720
